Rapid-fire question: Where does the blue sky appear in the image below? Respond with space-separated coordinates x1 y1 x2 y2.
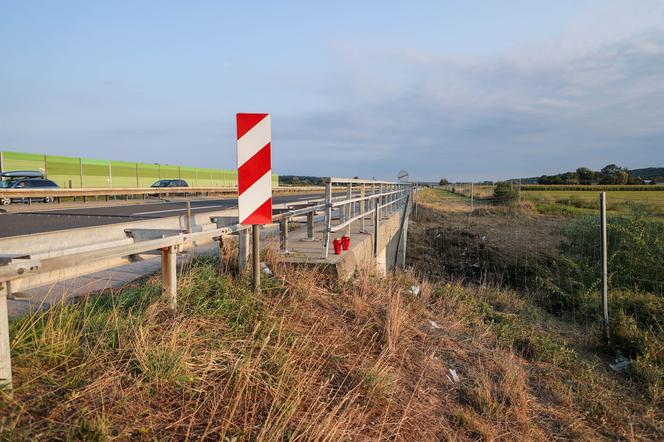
1 1 663 181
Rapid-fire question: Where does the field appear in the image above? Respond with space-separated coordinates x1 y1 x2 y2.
523 189 664 217
439 183 664 217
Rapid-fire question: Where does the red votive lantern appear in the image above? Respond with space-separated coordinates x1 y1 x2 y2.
341 235 351 251
333 238 343 255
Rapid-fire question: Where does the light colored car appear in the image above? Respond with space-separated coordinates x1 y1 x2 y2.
0 172 59 205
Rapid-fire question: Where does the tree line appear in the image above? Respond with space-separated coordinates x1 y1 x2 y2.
537 164 655 185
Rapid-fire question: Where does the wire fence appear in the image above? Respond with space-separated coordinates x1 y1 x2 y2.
412 184 663 375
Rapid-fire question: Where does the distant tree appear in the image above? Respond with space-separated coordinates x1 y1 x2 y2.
627 176 644 185
538 175 565 184
439 178 449 185
561 172 578 184
576 167 593 184
599 164 629 184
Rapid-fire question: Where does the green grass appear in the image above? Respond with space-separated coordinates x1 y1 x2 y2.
522 185 663 191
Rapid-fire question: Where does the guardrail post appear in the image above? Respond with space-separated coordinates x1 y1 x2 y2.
238 228 250 272
185 201 192 233
161 246 178 311
0 282 12 391
217 235 226 274
321 181 332 258
306 211 315 240
279 218 289 253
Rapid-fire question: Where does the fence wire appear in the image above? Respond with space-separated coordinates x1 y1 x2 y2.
413 184 663 366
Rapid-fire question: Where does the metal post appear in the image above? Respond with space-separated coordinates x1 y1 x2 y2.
306 211 315 240
600 192 609 342
79 158 84 188
372 182 376 214
161 246 177 311
279 218 289 253
321 181 333 258
346 183 352 237
360 185 366 233
395 191 411 269
238 228 250 272
252 225 260 293
379 184 384 219
471 182 474 211
0 282 12 390
186 201 192 233
373 200 380 257
414 184 418 220
218 235 226 274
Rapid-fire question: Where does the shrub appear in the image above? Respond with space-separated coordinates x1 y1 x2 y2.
493 182 519 204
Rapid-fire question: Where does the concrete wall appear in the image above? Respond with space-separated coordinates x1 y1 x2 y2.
332 200 411 281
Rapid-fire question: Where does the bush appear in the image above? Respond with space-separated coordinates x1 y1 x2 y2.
493 182 519 204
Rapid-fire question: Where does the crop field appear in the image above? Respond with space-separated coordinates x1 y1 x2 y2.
522 189 664 217
438 184 664 217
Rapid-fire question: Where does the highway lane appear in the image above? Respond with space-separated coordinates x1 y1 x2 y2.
0 193 324 238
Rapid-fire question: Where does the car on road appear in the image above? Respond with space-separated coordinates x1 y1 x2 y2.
0 172 60 205
150 179 189 188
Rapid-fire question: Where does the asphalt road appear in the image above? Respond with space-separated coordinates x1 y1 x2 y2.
0 193 324 238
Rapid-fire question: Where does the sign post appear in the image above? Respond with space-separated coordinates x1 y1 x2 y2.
236 113 272 293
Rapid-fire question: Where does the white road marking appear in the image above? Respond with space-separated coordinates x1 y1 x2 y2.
133 204 231 215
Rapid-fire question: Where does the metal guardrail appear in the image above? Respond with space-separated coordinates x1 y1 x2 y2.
0 178 413 389
0 185 324 205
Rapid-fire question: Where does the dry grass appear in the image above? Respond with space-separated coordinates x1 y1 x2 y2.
0 203 662 439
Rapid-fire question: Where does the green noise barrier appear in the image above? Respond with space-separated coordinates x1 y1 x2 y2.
0 150 278 189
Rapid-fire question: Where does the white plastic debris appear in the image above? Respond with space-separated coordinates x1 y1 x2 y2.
446 369 460 383
260 262 273 276
409 285 421 296
610 356 631 372
429 320 441 330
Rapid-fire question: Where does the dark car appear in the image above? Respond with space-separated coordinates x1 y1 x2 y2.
150 179 188 188
0 177 60 205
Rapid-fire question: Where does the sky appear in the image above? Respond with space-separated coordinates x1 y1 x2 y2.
1 1 663 181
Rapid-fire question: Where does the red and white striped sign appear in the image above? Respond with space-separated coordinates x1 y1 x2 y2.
237 113 272 225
